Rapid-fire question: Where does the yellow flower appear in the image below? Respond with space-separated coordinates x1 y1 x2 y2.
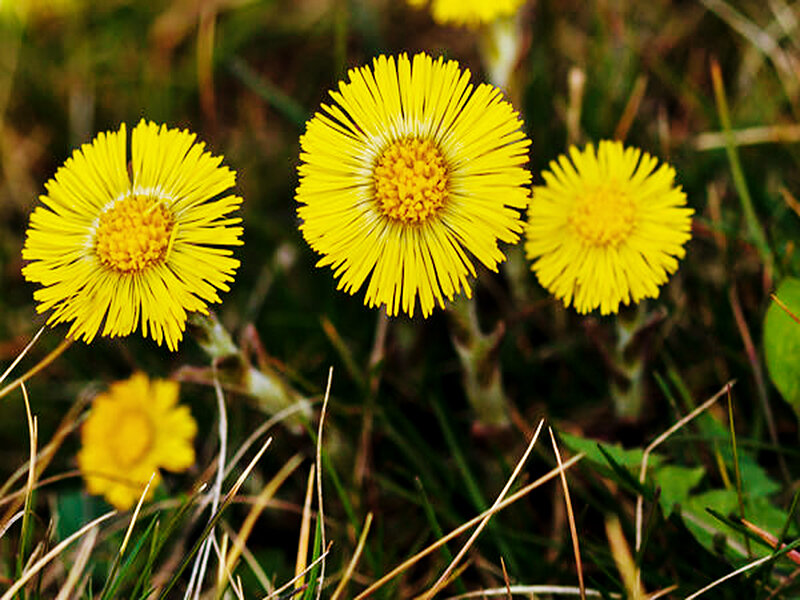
22 120 243 351
77 372 197 510
407 0 525 27
0 0 79 23
525 141 693 314
296 52 531 317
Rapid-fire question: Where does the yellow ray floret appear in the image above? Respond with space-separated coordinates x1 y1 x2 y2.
22 119 243 350
525 140 694 315
296 52 531 317
407 0 525 27
77 372 197 510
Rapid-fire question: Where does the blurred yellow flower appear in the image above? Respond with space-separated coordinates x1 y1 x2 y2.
0 0 79 23
407 0 525 27
22 120 243 351
296 52 531 317
78 373 197 510
526 141 693 314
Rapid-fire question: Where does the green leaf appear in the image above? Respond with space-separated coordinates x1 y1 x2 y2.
679 489 799 563
653 464 704 517
559 432 663 471
764 276 800 418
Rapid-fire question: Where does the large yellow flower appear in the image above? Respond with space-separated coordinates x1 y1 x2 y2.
296 52 531 317
22 120 243 351
77 372 197 510
525 141 693 314
407 0 525 27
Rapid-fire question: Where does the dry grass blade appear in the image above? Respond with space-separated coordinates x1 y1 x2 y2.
158 438 272 600
739 518 800 565
444 585 617 598
314 366 333 600
566 67 585 146
635 381 734 552
224 401 313 481
695 123 800 150
550 427 585 600
0 326 44 387
646 584 678 599
0 337 73 401
684 552 776 599
187 360 230 600
295 464 315 591
54 525 98 600
224 454 305 583
0 510 116 600
353 452 584 600
422 419 545 599
263 543 332 600
700 0 799 106
121 472 155 556
19 381 37 576
614 75 648 142
770 293 800 326
633 381 734 593
0 511 24 540
0 393 89 515
98 472 156 599
212 533 245 600
331 512 373 600
605 515 644 600
500 557 512 600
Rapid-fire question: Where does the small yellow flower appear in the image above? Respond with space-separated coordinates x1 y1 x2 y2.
296 52 531 317
77 372 197 510
526 141 693 314
407 0 525 27
22 120 243 351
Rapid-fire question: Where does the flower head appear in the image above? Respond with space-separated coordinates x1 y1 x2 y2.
407 0 525 27
296 52 531 317
77 372 197 510
525 141 693 314
22 120 243 350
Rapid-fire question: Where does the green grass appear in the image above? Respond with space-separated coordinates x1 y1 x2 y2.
2 0 800 598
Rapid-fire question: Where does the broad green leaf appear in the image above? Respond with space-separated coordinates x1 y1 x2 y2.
680 489 799 564
764 276 800 418
653 464 704 516
559 432 662 478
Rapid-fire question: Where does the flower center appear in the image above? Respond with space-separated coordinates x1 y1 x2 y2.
95 195 174 273
569 185 636 247
109 409 155 469
373 137 449 224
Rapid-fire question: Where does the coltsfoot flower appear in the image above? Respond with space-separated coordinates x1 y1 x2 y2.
77 372 197 510
406 0 525 27
296 52 531 317
525 140 693 314
22 120 243 350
